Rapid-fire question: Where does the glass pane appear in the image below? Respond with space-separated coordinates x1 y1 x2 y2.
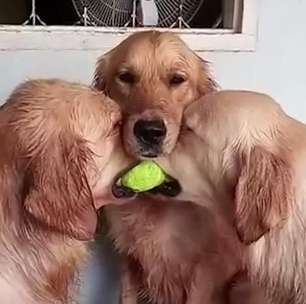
0 0 238 30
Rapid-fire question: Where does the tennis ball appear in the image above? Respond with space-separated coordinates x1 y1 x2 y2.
120 160 166 192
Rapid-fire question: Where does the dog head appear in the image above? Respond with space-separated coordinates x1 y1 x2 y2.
158 90 295 244
94 30 217 158
0 79 131 241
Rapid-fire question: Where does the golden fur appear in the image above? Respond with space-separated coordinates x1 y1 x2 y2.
0 79 131 303
94 30 217 157
105 196 246 304
96 31 267 304
158 90 305 304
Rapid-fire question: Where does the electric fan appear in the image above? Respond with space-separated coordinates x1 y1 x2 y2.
72 0 204 28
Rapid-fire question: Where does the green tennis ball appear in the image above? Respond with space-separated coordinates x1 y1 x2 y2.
121 160 166 192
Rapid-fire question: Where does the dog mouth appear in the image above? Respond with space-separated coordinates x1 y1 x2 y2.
112 177 182 199
112 183 137 199
112 164 182 199
147 178 182 197
137 144 162 158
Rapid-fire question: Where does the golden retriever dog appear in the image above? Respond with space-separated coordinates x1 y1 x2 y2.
0 79 132 304
95 31 265 304
158 90 306 304
105 196 248 304
94 30 217 158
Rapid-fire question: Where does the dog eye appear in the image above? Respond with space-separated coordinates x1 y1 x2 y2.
169 75 186 86
118 71 135 84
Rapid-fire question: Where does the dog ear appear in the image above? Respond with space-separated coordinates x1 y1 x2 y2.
235 146 292 244
196 55 219 95
23 132 97 241
93 55 108 92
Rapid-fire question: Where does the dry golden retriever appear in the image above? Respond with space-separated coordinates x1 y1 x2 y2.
158 90 306 304
0 79 132 304
94 30 217 158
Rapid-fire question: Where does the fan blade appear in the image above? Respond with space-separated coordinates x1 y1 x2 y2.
137 0 159 26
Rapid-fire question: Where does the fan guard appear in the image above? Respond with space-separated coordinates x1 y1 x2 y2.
72 0 204 28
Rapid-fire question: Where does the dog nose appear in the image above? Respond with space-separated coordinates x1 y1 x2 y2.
133 119 167 146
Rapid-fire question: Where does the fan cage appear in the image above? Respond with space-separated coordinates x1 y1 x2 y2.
72 0 205 28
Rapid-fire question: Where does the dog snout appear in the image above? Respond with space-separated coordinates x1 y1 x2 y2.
134 119 167 145
132 119 167 158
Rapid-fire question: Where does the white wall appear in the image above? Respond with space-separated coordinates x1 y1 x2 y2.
207 0 306 120
0 0 305 120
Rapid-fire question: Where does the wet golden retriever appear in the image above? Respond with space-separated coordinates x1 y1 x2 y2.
94 30 217 158
0 79 132 304
158 90 305 304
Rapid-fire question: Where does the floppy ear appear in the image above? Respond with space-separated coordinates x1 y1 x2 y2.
235 146 292 244
196 55 219 95
93 55 108 92
23 132 97 241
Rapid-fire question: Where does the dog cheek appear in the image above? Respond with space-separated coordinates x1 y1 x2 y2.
175 82 201 106
109 84 131 106
122 120 139 156
162 120 181 154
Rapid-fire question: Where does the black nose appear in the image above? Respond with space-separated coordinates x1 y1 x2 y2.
133 119 167 147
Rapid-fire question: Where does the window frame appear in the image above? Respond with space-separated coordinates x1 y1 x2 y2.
0 0 259 52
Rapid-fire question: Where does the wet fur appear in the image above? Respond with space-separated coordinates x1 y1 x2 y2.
159 90 306 304
0 79 129 303
105 196 246 304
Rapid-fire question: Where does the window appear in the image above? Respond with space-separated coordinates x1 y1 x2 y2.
0 0 258 51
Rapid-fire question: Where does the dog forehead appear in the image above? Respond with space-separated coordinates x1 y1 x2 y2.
111 32 192 71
